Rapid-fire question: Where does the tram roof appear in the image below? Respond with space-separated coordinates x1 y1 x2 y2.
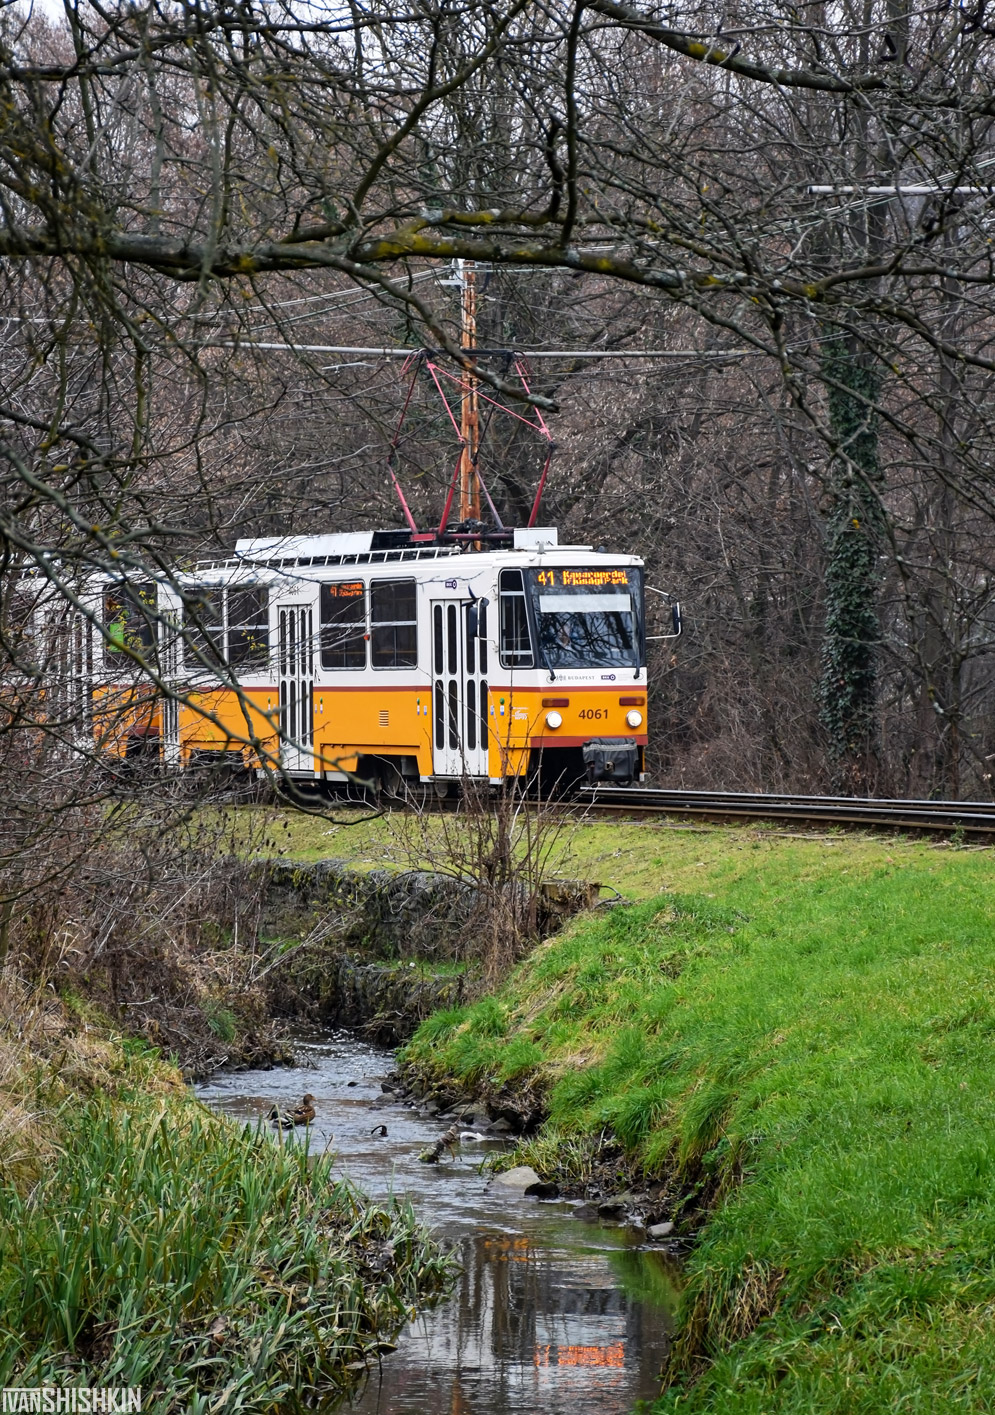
194 528 643 578
17 529 641 596
227 527 563 566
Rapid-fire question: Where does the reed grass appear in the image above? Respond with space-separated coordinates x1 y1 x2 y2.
0 1078 450 1410
402 836 995 1411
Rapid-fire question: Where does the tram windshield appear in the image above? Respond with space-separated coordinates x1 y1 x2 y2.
526 567 643 670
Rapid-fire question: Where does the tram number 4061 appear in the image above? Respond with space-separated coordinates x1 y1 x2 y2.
578 708 608 720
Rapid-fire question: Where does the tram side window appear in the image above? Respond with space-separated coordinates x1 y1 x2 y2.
227 587 270 669
371 580 417 668
499 570 534 668
105 583 158 666
182 587 223 666
320 582 366 668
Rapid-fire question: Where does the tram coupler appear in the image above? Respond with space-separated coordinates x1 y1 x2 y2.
582 738 640 785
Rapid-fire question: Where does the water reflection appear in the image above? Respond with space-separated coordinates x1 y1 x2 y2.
195 1029 678 1415
350 1225 677 1415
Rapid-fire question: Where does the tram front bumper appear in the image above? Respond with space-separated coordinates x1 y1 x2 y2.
582 737 640 785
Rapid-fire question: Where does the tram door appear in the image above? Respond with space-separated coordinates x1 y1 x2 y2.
162 614 181 767
431 597 489 778
50 611 93 750
277 602 314 773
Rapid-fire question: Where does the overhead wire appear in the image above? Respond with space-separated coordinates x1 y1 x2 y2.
195 340 754 359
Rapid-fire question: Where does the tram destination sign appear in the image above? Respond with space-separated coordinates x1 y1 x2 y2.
534 568 631 588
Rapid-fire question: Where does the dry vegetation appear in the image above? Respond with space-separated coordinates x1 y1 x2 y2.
0 750 291 1074
386 778 574 982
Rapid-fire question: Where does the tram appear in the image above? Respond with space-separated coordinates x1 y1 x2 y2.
155 525 661 789
5 335 681 790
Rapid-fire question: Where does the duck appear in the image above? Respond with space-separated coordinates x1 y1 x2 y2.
269 1093 316 1129
291 1093 317 1124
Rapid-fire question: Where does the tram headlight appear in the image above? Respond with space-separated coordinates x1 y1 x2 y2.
626 709 643 728
545 710 563 729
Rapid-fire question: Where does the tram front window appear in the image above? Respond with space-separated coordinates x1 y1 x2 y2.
527 567 643 670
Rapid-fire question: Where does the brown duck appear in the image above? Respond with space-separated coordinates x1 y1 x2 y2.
269 1093 316 1129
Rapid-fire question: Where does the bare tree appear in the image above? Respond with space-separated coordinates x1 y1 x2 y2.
4 0 995 793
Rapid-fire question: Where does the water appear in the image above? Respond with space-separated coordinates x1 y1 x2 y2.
195 1027 679 1415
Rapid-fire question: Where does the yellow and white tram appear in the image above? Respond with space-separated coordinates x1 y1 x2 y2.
152 526 653 789
3 343 684 790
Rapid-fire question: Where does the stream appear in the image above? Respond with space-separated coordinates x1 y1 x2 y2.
195 1027 679 1415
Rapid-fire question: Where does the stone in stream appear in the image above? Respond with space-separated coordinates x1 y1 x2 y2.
647 1221 675 1239
493 1165 541 1191
573 1203 600 1221
524 1180 560 1200
488 1118 513 1134
598 1198 628 1218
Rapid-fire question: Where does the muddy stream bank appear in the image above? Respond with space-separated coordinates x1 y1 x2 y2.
196 1027 679 1415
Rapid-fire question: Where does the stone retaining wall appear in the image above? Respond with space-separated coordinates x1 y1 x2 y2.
261 861 478 961
259 859 600 1041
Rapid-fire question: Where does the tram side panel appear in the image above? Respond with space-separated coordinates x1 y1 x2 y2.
310 565 527 787
2 578 166 763
97 580 167 757
175 687 280 769
169 572 430 782
168 577 280 770
312 575 434 784
418 562 537 785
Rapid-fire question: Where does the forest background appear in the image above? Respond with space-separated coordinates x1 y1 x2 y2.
3 0 995 808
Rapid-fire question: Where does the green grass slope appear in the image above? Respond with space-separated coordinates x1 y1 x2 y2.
402 838 995 1412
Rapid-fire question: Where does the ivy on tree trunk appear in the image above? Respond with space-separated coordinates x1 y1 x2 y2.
819 335 884 791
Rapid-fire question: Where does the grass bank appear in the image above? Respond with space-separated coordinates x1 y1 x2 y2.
401 832 995 1411
0 978 450 1410
242 798 956 900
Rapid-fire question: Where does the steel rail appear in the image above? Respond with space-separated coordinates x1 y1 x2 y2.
579 786 995 833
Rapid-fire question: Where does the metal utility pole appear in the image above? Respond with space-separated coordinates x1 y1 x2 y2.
457 260 481 522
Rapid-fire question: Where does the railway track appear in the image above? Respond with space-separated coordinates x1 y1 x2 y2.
579 786 995 835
